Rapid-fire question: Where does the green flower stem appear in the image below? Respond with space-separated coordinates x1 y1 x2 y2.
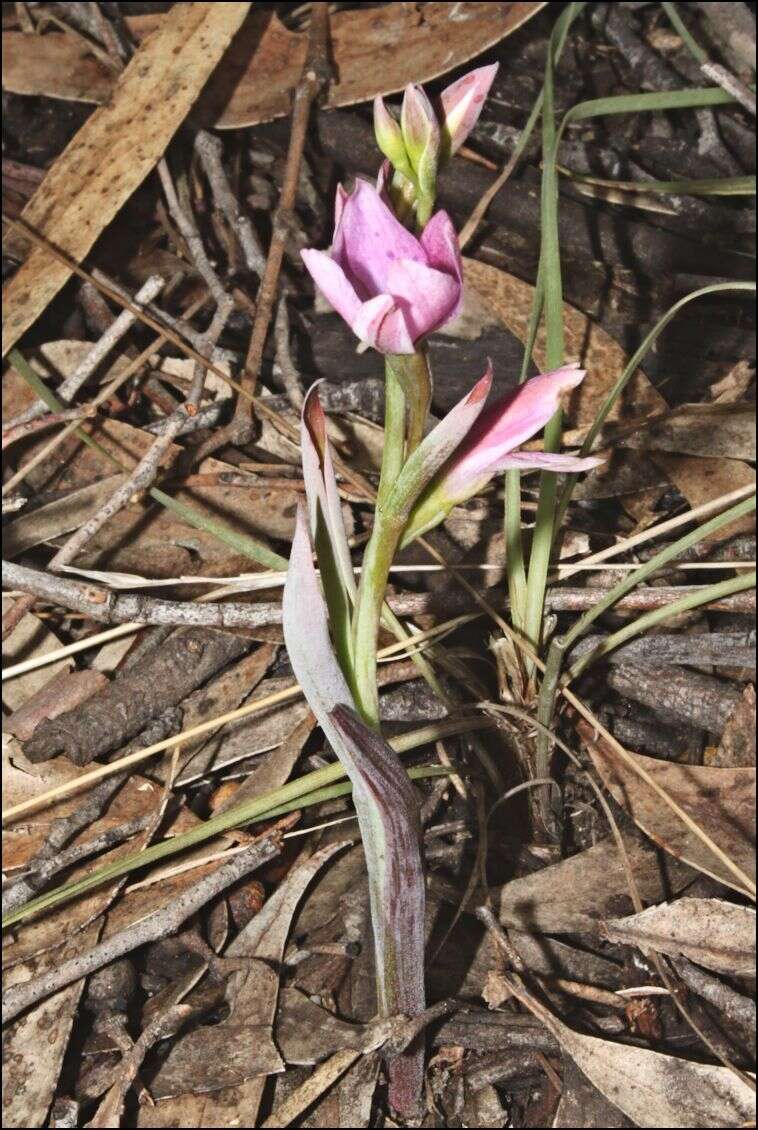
353 508 407 727
352 352 432 726
388 350 432 458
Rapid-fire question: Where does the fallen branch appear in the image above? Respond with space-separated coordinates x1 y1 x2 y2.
2 560 281 631
2 826 286 1024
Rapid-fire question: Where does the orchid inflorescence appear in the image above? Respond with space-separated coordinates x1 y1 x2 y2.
284 63 602 1119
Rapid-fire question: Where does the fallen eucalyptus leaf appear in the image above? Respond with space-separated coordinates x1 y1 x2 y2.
585 732 756 895
3 5 545 128
605 898 756 977
3 2 252 353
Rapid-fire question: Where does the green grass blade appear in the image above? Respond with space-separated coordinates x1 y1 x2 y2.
2 716 490 928
566 571 756 681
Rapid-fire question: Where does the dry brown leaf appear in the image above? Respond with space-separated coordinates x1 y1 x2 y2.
2 926 100 1130
4 476 127 556
586 738 756 895
652 453 756 541
3 5 545 128
499 974 755 1127
463 258 667 429
619 404 756 461
1 600 72 712
2 2 251 354
149 843 348 1111
493 834 696 935
605 898 756 977
550 1017 755 1128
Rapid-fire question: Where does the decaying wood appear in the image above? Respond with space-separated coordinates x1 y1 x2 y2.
23 627 252 764
607 662 743 735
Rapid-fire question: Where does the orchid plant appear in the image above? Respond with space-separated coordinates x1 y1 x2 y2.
284 65 602 1118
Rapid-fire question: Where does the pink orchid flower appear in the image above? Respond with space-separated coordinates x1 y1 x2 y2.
300 179 463 355
404 364 604 541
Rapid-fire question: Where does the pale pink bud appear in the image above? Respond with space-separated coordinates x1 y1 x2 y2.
439 64 499 159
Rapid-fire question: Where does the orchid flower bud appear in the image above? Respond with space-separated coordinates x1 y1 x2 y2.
373 96 414 181
400 83 440 204
439 63 499 161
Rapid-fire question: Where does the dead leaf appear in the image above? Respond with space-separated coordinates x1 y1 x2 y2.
550 1017 754 1128
586 737 756 895
2 600 72 712
149 843 348 1104
463 258 668 429
176 674 310 785
3 476 127 556
605 898 756 977
554 1059 635 1129
492 834 697 935
3 5 545 128
619 404 756 461
2 2 252 354
652 453 756 541
2 926 100 1129
275 987 380 1066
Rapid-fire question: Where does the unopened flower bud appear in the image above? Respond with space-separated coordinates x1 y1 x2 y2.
400 83 440 200
439 64 499 161
373 96 413 180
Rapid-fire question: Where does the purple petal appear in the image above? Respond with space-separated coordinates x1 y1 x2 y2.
354 295 415 354
420 210 463 284
386 257 462 341
332 179 426 298
301 249 361 329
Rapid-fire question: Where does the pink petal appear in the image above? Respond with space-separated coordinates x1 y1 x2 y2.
420 210 463 278
385 257 462 341
452 365 587 480
353 294 415 354
301 249 361 328
495 450 605 473
332 179 426 298
333 183 350 231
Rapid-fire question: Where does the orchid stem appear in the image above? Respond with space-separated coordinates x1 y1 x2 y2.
352 357 411 726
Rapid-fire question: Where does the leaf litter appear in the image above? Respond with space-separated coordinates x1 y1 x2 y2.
1 1 756 1127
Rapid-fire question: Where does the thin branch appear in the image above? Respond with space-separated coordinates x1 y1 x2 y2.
157 160 229 309
232 3 331 437
2 560 281 631
5 274 165 429
273 295 304 409
46 301 232 572
2 827 286 1024
194 130 266 276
